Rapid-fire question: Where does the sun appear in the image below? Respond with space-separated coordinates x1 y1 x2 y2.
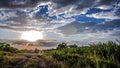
21 31 43 42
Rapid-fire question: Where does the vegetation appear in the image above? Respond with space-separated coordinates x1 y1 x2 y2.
46 41 120 68
0 42 64 68
0 41 120 68
0 42 20 53
57 43 68 49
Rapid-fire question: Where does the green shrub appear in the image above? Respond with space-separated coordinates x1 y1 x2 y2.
48 41 120 68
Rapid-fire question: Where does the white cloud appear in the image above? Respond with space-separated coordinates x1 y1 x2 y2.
48 4 89 18
63 8 89 18
86 11 120 20
96 5 112 10
0 0 118 30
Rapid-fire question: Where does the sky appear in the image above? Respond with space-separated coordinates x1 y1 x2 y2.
0 0 120 45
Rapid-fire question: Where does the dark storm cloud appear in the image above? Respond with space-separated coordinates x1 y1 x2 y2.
58 19 120 35
0 0 116 9
53 0 78 8
0 0 48 8
52 0 116 10
99 0 116 5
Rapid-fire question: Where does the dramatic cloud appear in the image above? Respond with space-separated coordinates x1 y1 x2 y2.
0 0 120 46
58 19 120 34
0 0 48 8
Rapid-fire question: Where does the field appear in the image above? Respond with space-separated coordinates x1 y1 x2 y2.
0 41 120 68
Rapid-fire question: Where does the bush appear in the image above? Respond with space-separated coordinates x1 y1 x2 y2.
57 43 68 49
48 41 120 68
69 44 78 48
0 42 20 53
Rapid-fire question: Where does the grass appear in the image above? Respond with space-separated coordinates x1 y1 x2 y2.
45 41 120 68
0 41 120 68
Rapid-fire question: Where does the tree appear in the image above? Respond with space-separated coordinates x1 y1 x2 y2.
57 43 68 49
69 44 78 48
3 43 11 51
0 42 10 50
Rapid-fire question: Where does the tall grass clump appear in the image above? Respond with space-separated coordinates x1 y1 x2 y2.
47 41 120 68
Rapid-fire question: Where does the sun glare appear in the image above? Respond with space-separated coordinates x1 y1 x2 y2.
21 31 43 42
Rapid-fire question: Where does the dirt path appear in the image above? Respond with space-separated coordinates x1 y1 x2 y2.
13 53 47 68
13 57 29 68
